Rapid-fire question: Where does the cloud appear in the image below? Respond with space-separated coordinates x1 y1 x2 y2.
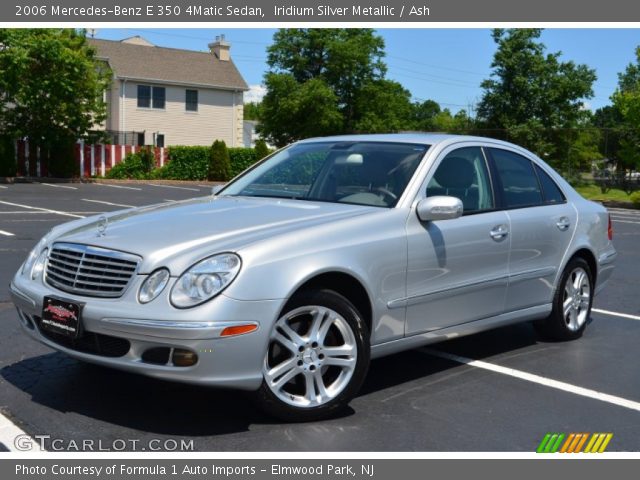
244 84 267 104
580 101 593 111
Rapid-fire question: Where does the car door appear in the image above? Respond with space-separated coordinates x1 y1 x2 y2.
404 145 510 335
487 147 577 311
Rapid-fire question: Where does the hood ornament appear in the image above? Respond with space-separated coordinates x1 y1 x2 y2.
97 215 108 237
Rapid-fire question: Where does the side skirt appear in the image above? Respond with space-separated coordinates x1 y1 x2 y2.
370 304 552 360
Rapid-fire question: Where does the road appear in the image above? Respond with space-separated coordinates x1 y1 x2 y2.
0 182 639 452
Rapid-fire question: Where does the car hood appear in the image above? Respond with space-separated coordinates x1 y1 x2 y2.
52 196 377 273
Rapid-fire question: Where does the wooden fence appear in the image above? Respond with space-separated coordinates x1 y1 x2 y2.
14 140 168 178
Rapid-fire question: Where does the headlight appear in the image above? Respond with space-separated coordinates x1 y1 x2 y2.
138 269 170 304
170 253 241 308
31 248 48 281
21 237 48 277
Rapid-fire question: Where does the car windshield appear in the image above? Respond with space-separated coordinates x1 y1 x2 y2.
220 141 429 207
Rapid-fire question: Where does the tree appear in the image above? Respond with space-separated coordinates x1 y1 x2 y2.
208 140 231 181
610 47 640 171
352 80 413 133
260 29 412 146
0 29 110 176
477 29 596 170
412 100 441 131
244 102 261 121
259 74 343 146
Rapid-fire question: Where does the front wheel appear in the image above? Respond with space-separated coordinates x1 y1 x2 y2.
535 257 593 341
255 289 370 422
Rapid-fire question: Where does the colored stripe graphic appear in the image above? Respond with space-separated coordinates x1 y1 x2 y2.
537 433 613 453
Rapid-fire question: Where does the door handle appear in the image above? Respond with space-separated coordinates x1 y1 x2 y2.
556 217 571 231
490 225 509 240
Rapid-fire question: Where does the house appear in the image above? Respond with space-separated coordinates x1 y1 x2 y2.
89 35 249 148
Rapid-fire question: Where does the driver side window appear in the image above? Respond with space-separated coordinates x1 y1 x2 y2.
426 147 494 214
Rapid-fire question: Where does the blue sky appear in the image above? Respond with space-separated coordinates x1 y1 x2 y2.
94 28 640 113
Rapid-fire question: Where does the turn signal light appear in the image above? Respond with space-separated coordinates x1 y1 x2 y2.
220 324 258 337
608 214 613 241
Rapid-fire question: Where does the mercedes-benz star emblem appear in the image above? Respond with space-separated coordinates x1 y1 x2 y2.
97 215 108 237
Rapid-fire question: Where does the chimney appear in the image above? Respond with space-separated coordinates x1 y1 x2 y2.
209 34 230 61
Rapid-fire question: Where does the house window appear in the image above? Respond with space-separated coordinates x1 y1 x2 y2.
185 89 198 111
152 87 166 109
155 134 165 148
138 85 165 109
137 132 145 146
137 85 151 108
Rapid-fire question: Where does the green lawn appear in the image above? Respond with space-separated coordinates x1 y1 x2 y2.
575 184 635 203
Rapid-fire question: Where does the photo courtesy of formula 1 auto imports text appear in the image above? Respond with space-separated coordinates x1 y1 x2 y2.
0 0 640 478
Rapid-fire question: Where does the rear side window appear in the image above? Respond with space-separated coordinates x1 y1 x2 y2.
490 148 543 208
534 163 566 204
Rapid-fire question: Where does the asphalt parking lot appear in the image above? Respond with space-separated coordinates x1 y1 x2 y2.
0 181 639 452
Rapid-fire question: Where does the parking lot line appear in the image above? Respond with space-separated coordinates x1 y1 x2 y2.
94 183 142 191
82 199 134 208
593 308 640 321
0 411 43 452
38 183 78 190
0 185 7 189
147 183 200 192
0 230 15 236
423 348 640 412
0 200 85 219
611 219 640 225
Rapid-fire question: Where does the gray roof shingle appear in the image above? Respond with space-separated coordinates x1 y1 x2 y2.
89 38 249 91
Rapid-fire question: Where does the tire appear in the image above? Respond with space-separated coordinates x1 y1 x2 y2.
535 257 593 341
254 289 370 422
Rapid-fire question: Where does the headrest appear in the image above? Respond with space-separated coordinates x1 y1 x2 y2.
433 156 475 189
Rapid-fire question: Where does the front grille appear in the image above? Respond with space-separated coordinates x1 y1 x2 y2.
34 316 131 357
45 243 140 298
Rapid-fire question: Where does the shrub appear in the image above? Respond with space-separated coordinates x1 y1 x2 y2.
209 140 231 181
105 152 147 179
148 164 170 180
631 191 640 208
165 146 210 180
228 147 258 177
0 136 17 177
138 146 156 173
254 139 270 161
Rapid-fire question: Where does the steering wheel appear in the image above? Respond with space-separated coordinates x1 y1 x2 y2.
373 187 398 204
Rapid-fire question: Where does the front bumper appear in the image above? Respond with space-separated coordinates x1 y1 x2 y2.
9 273 284 391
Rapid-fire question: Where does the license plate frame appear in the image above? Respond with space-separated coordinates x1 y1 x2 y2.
41 296 83 339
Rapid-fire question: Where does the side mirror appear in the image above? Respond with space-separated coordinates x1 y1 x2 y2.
211 185 225 196
416 196 463 222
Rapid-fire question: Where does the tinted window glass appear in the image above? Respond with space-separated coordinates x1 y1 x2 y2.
222 142 428 208
137 85 151 108
534 163 565 204
491 149 543 208
427 147 494 213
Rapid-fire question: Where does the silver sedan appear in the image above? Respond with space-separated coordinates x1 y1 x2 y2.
10 134 616 421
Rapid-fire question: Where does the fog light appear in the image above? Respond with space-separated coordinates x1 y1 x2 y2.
172 349 198 367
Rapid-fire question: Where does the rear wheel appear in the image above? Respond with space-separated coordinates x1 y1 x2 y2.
535 257 593 340
255 289 370 422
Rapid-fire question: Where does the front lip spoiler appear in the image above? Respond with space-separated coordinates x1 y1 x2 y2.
100 318 259 340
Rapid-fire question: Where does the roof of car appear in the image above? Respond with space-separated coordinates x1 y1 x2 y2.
296 133 520 149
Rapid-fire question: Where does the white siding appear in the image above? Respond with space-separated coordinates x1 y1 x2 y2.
118 82 243 146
